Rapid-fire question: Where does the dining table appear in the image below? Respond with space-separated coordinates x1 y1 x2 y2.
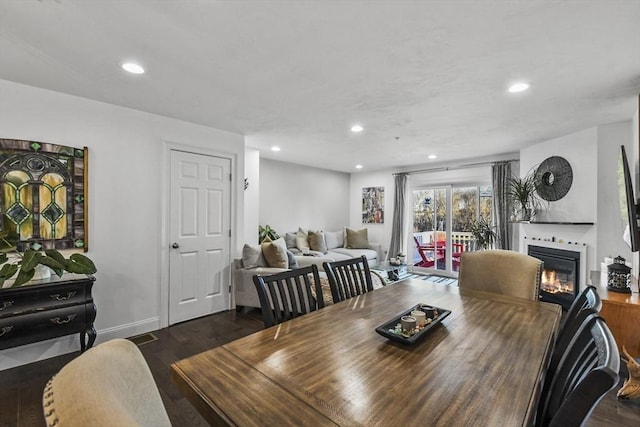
171 278 562 427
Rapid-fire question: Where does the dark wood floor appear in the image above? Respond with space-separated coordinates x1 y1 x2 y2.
1 307 639 426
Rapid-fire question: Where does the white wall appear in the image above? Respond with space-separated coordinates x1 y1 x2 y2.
520 128 598 224
243 149 260 246
597 121 635 269
0 80 244 369
518 128 598 274
518 122 637 279
259 158 349 235
349 170 396 258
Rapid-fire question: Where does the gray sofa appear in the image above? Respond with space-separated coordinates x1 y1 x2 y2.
233 232 382 310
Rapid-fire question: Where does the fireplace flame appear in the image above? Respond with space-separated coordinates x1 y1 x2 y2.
540 269 574 294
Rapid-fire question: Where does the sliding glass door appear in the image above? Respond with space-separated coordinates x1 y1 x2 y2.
411 185 493 275
412 188 447 272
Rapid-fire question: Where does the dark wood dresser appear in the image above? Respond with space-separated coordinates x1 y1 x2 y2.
591 271 640 355
0 274 96 352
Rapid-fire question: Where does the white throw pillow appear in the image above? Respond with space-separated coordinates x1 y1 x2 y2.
325 230 344 250
296 227 310 250
284 232 298 249
242 244 267 269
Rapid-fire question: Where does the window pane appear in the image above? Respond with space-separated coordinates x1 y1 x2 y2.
452 187 478 232
480 186 493 224
413 189 434 233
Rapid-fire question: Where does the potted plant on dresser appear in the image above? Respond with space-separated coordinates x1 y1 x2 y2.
0 231 99 352
0 231 97 287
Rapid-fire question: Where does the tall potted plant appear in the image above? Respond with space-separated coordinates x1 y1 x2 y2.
469 217 498 250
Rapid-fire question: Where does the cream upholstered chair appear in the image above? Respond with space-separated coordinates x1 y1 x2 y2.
43 338 171 427
457 249 542 301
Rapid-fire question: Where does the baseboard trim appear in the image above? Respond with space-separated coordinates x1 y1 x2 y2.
0 317 161 371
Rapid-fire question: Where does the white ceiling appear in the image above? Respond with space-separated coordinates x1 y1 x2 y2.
1 0 639 173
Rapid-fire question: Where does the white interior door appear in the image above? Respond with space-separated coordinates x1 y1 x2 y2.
169 150 231 325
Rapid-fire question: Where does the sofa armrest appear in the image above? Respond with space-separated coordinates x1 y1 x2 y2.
232 261 289 309
368 242 384 262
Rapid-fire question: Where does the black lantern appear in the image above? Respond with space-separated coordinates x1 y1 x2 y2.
607 256 632 293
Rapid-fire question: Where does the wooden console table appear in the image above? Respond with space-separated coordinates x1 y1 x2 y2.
590 271 640 355
0 274 96 352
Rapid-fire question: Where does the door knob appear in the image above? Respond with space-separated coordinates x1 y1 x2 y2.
172 243 180 249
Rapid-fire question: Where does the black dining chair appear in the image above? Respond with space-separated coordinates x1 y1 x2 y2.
552 285 601 356
535 314 620 427
252 264 325 328
548 306 600 376
561 285 602 330
546 286 602 382
323 256 373 303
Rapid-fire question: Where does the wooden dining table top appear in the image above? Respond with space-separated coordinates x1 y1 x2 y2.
171 278 562 427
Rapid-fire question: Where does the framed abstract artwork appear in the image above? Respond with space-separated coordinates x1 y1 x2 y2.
0 139 88 251
362 186 384 224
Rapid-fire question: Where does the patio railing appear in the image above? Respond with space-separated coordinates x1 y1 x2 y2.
411 231 476 265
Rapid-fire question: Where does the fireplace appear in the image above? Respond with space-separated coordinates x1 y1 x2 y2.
528 245 580 310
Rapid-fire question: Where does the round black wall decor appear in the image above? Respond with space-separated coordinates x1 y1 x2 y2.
535 156 573 201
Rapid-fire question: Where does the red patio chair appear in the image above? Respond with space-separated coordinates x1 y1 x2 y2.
413 236 435 268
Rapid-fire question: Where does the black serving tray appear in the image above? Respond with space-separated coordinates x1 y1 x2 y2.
375 304 451 345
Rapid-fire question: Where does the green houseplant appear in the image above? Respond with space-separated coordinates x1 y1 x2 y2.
469 217 498 250
0 231 97 287
508 171 543 221
258 225 279 244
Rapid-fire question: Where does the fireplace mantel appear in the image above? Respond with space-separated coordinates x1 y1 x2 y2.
511 221 594 225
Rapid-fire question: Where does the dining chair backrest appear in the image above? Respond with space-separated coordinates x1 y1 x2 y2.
536 315 620 427
253 264 324 328
458 249 543 301
43 338 172 427
323 255 374 303
546 307 599 390
551 286 602 370
562 285 602 331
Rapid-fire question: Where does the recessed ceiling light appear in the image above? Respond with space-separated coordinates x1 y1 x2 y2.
508 82 530 93
122 62 145 74
271 146 281 152
355 164 363 169
428 154 437 159
351 125 364 133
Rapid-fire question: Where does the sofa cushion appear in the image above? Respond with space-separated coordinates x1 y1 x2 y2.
284 232 298 249
261 236 289 268
287 250 299 269
326 251 352 261
242 244 267 269
345 227 369 249
308 230 328 253
296 227 310 250
330 247 377 261
325 230 344 250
